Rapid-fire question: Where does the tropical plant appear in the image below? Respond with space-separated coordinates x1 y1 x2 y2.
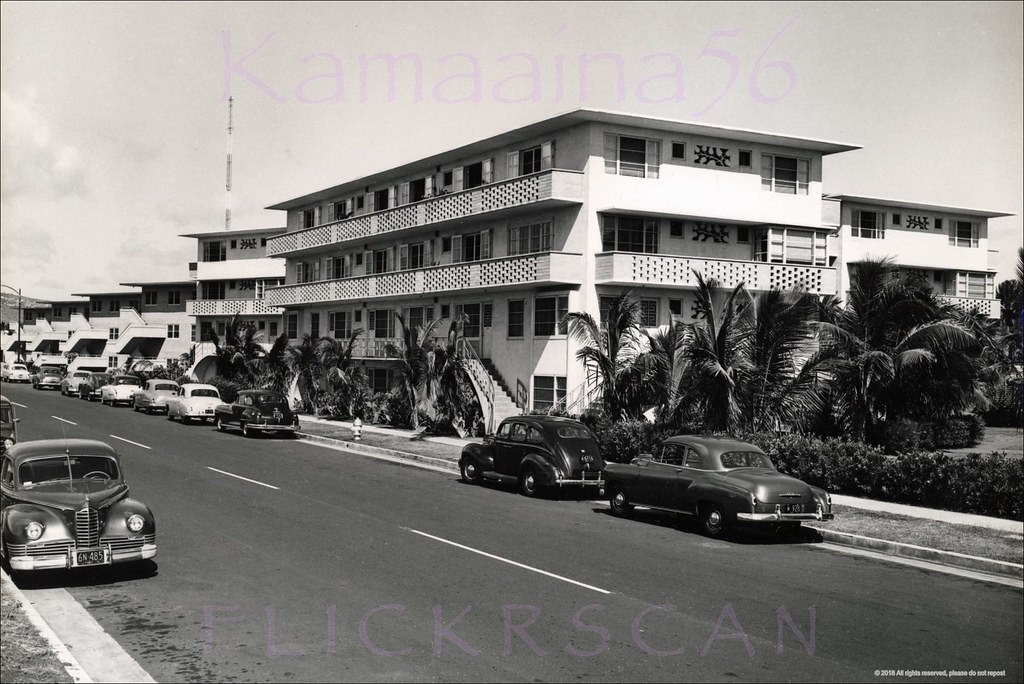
384 313 445 429
315 329 366 417
286 334 322 413
207 314 267 385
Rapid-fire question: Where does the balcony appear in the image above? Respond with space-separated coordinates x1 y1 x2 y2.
268 170 585 257
193 257 286 282
187 298 282 317
595 252 838 296
939 295 998 318
65 328 109 354
266 252 584 307
112 324 169 356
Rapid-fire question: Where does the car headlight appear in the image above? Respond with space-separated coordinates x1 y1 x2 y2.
3 438 13 449
25 521 44 541
127 514 145 533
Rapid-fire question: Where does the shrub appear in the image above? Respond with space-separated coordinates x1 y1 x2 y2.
584 416 679 463
206 377 242 404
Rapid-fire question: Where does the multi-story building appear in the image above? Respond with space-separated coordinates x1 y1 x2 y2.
262 109 860 426
65 290 145 373
116 279 196 367
827 195 1008 318
181 226 288 379
24 299 91 367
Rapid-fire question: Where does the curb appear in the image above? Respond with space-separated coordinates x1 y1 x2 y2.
299 431 1023 581
807 527 1024 580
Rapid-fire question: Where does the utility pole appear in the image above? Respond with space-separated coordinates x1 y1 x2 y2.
1 284 22 363
225 96 233 231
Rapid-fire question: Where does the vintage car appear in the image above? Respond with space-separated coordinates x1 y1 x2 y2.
459 416 605 497
32 367 64 391
61 370 94 397
100 375 142 406
78 372 112 401
214 390 299 437
1 363 31 383
1 396 18 453
0 439 157 573
604 436 834 538
166 383 222 424
133 379 181 414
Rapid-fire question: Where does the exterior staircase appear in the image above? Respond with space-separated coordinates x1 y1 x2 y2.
479 358 521 423
461 349 522 433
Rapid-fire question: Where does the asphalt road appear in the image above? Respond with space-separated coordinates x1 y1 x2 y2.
3 381 1022 683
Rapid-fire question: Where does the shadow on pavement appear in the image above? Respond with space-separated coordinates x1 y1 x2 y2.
8 560 158 590
592 506 824 545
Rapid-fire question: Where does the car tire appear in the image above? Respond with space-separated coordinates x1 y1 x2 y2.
699 502 728 539
609 486 633 517
460 460 482 485
242 422 253 438
519 466 542 498
215 416 226 432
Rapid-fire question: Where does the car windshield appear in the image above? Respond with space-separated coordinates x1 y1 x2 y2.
19 455 120 486
556 426 594 440
12 365 26 372
155 384 178 391
115 377 140 385
718 451 775 469
190 389 219 398
92 374 111 383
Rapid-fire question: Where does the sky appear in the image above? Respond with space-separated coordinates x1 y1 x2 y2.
1 1 1021 302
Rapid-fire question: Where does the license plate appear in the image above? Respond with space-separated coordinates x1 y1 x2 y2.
781 503 804 514
72 547 111 567
204 408 213 414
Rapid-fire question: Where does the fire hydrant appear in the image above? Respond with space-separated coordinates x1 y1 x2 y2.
352 417 363 441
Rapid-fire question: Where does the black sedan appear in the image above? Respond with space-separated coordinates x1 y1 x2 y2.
0 439 157 573
213 390 299 437
603 435 833 538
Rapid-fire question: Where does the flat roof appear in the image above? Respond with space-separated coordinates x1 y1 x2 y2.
119 280 195 287
825 194 1014 219
179 226 288 239
267 108 862 210
69 290 141 297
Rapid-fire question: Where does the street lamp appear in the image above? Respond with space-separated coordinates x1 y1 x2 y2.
0 284 22 363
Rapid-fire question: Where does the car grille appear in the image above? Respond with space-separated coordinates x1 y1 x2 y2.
6 540 73 557
105 534 156 552
75 506 100 546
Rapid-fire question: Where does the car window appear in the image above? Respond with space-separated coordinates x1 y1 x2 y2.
0 404 12 424
116 377 140 385
155 384 178 391
555 426 594 440
497 422 512 438
241 396 253 407
719 451 774 469
20 455 120 486
191 388 219 398
526 427 544 444
510 423 527 443
660 444 684 466
684 448 704 468
1 458 13 486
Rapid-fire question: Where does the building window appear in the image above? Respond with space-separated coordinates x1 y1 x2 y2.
440 304 450 319
144 291 157 306
669 299 684 317
507 300 525 338
455 303 481 337
760 154 809 195
507 142 552 177
520 146 543 174
738 150 752 167
372 249 390 274
853 210 885 239
736 226 750 243
935 218 943 231
369 309 395 338
310 313 320 340
202 241 226 262
283 314 297 339
303 208 317 228
368 368 391 395
297 260 321 283
508 222 552 256
191 325 197 342
957 272 990 298
534 296 568 336
482 302 492 328
202 282 226 300
442 170 454 189
602 215 659 253
400 242 427 270
108 356 118 369
451 231 490 264
533 376 566 412
269 321 279 338
754 227 827 265
326 255 351 280
109 300 120 312
330 311 351 339
405 306 433 332
168 290 181 305
167 324 180 339
892 213 902 226
640 299 658 327
92 300 102 312
108 327 119 340
671 142 686 159
670 221 684 238
950 221 978 248
334 200 351 220
604 134 660 178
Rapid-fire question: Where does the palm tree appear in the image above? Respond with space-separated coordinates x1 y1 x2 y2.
285 334 322 413
563 291 651 420
422 316 479 435
641 320 691 426
207 314 267 383
384 313 445 429
316 329 366 416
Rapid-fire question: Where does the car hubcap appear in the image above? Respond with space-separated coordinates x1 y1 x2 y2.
613 492 626 508
465 464 476 478
707 509 722 530
525 474 535 492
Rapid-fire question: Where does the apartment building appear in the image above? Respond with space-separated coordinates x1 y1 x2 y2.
181 226 288 379
827 195 1007 317
23 299 91 367
65 290 147 372
262 109 860 425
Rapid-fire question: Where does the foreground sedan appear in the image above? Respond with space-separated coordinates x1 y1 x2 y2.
214 390 299 437
0 439 157 573
604 435 833 538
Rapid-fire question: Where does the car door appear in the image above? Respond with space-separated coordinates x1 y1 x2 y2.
640 444 687 509
233 395 250 424
494 421 527 476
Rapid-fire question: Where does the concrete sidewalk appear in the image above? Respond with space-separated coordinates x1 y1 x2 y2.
296 415 1024 581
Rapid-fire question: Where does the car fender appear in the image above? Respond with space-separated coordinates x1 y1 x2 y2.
519 452 559 485
2 504 72 544
459 443 494 471
602 461 638 493
105 499 157 536
686 479 753 519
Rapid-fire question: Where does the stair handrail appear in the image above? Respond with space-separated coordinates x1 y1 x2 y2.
458 340 495 434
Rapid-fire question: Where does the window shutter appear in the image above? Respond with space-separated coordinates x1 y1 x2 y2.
947 218 955 246
424 175 434 197
646 140 660 179
343 254 351 277
366 192 375 212
388 245 396 272
508 226 519 256
541 140 554 170
507 151 519 178
326 256 335 278
760 156 773 191
313 259 321 281
797 159 809 194
328 312 335 333
294 262 302 283
399 244 408 270
481 229 491 259
452 235 463 263
604 134 618 173
364 250 373 273
453 167 464 191
388 185 397 208
483 158 494 183
399 183 409 205
314 206 322 225
424 239 433 265
327 203 335 222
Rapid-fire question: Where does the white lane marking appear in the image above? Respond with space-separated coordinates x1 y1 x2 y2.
814 543 1024 589
207 467 280 490
52 416 78 425
108 435 151 450
12 401 27 408
407 528 611 595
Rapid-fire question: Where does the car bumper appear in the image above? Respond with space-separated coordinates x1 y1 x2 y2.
736 511 834 523
7 539 157 571
554 473 604 489
248 423 298 432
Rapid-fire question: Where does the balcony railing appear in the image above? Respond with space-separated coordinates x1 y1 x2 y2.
595 252 838 296
268 170 585 257
939 295 998 318
266 252 584 307
187 298 282 317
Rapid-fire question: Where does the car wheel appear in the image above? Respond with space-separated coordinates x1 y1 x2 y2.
460 460 482 485
699 503 728 538
609 486 633 517
519 467 542 498
215 416 226 432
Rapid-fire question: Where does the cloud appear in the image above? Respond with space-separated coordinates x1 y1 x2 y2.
0 89 87 199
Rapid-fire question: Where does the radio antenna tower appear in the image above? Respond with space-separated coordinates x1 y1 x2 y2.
225 96 233 230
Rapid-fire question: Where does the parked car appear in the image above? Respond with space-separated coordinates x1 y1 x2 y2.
61 370 94 397
458 416 605 497
166 383 222 424
133 379 181 414
32 367 64 391
603 435 834 538
0 439 157 573
78 372 112 401
213 390 299 437
100 375 142 406
1 395 18 453
1 363 31 383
